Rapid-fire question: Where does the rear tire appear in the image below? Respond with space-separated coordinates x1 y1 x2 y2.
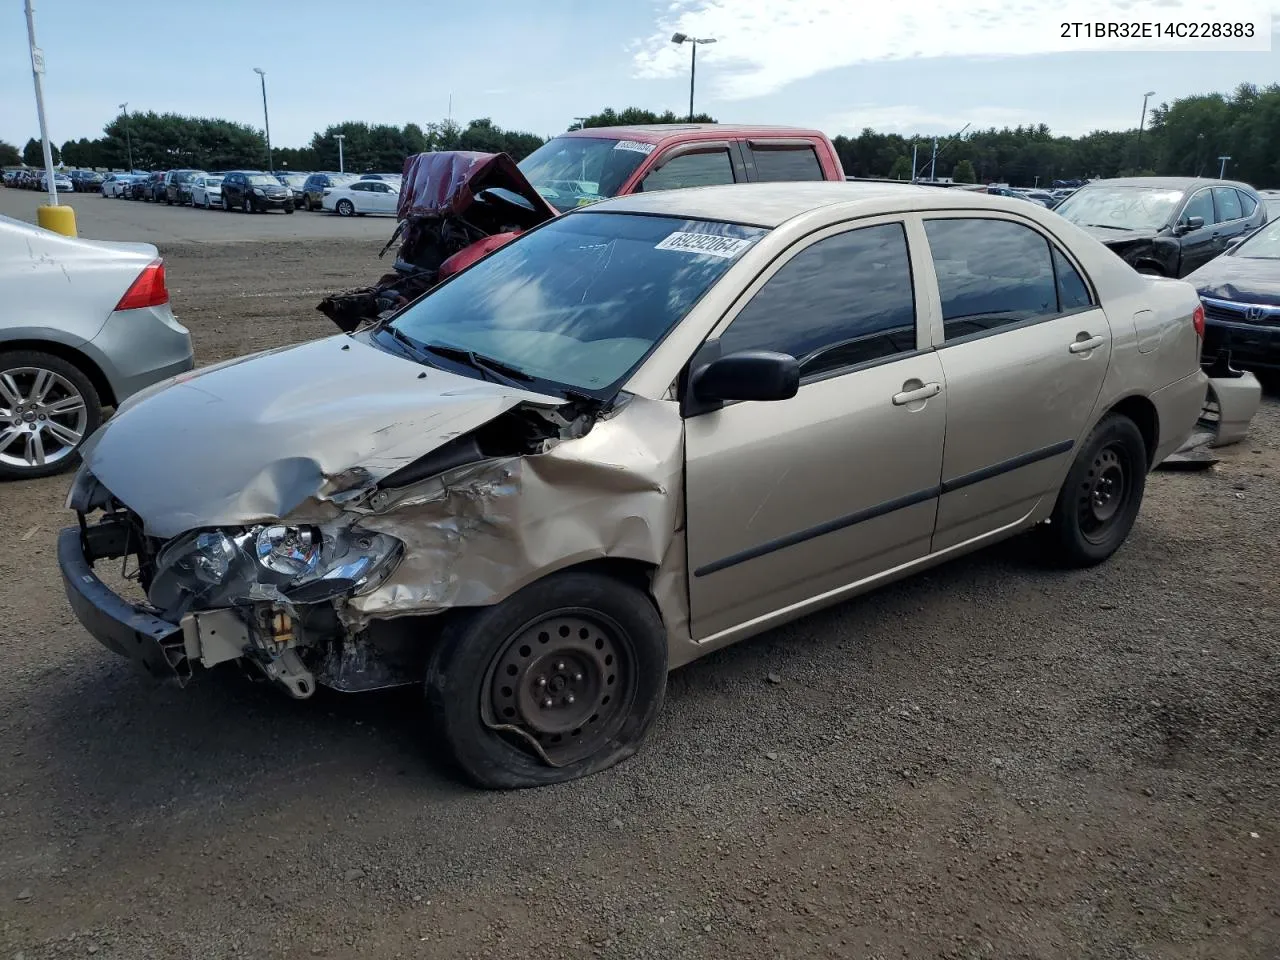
1040 413 1147 567
336 199 355 217
0 350 102 482
425 571 668 789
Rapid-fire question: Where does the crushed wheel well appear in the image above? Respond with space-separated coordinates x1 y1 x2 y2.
1108 395 1159 467
0 339 116 407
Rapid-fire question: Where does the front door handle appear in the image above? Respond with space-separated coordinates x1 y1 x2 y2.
1069 335 1105 354
891 381 942 406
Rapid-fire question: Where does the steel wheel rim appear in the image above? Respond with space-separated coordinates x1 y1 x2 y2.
0 367 89 469
486 610 637 766
1077 445 1129 543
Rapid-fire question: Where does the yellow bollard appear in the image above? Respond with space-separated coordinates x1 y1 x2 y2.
37 203 77 237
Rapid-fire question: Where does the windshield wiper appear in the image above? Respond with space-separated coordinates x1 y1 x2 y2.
1083 223 1132 231
418 342 536 388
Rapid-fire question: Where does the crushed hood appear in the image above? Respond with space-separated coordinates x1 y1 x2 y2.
1187 254 1280 307
397 151 558 221
78 334 562 538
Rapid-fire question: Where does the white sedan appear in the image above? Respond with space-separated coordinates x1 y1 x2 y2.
190 175 225 209
322 179 399 217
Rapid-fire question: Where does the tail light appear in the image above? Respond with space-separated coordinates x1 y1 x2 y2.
115 258 169 311
1192 302 1205 340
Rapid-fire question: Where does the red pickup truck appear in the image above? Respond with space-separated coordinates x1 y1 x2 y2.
319 124 846 331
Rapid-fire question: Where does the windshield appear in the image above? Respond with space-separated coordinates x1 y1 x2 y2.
281 175 306 186
517 137 651 213
248 174 279 186
384 213 766 395
1054 185 1184 232
1233 218 1280 259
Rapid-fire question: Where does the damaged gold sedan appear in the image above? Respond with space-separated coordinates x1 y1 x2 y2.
60 182 1221 787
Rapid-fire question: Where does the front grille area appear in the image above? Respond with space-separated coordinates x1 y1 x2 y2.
1202 297 1280 326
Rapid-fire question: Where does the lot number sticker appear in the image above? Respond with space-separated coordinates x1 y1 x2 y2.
655 231 754 259
613 140 657 154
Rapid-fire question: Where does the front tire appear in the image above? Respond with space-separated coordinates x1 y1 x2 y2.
425 571 668 789
243 195 253 213
0 350 102 482
1041 413 1147 567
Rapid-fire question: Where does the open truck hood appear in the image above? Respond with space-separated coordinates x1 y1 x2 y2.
76 334 562 539
398 151 559 222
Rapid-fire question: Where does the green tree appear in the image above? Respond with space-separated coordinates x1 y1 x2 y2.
952 159 976 183
887 155 912 180
570 107 715 130
0 140 19 166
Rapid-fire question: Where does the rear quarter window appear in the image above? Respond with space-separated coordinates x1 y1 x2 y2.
749 143 824 182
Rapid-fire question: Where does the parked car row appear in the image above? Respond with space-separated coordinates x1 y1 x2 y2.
4 168 74 192
91 168 405 215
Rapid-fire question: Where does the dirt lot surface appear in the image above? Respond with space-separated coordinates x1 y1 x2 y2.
2 187 1279 959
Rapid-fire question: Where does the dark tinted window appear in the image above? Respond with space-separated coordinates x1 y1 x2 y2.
640 150 735 192
350 182 370 192
1238 191 1258 217
719 223 916 378
1053 247 1092 310
750 144 824 182
1182 189 1214 224
1213 187 1243 222
925 218 1056 340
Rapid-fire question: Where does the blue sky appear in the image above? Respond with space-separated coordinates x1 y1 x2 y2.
2 0 1278 151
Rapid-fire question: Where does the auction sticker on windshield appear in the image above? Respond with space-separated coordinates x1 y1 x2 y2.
613 140 657 154
655 232 755 258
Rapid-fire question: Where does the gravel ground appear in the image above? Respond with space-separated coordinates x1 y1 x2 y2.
1 220 1278 959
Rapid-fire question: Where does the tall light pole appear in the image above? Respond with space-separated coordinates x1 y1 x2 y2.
252 67 272 171
670 33 716 122
333 134 345 174
24 0 57 207
1218 155 1231 178
1137 90 1155 171
118 102 133 172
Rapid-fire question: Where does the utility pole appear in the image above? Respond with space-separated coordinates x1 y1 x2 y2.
253 67 272 171
910 142 918 181
118 102 133 172
334 134 345 174
928 137 939 181
1218 155 1231 178
1137 90 1155 171
671 34 716 122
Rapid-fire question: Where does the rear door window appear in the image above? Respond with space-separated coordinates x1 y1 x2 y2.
747 143 824 182
1212 187 1244 222
924 218 1059 340
1237 191 1258 218
639 149 735 192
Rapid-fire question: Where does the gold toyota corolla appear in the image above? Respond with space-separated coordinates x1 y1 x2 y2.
60 182 1232 788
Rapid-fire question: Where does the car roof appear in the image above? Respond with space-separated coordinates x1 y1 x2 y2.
582 180 1048 228
1084 176 1257 193
558 123 827 145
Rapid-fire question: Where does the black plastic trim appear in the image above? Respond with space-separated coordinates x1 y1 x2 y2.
940 438 1074 494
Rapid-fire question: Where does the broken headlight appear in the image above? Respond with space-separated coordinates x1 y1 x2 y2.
148 523 403 613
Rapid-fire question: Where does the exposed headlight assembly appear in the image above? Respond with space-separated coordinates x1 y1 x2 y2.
149 522 402 613
253 187 265 196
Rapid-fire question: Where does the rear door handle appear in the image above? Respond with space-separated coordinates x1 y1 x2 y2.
1069 335 1105 354
891 382 942 406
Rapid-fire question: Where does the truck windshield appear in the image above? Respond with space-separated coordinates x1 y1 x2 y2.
517 137 652 213
383 212 767 397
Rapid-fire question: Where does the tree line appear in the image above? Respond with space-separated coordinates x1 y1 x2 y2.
2 83 1276 188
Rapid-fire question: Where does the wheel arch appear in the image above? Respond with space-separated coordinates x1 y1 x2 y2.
0 337 116 406
1101 392 1160 468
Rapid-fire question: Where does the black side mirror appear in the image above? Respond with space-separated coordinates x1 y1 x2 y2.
690 350 799 411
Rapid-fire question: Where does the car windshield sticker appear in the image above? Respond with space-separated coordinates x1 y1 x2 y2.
613 140 656 155
654 232 754 259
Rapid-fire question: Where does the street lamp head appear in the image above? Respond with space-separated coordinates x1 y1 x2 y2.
1144 90 1155 97
253 67 265 76
698 37 717 44
671 32 687 43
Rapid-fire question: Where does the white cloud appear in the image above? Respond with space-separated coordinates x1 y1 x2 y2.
632 0 1280 100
